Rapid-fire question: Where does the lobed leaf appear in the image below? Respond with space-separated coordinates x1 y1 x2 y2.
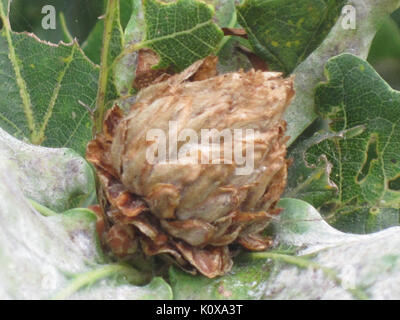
285 0 400 145
236 0 346 75
0 127 95 212
0 131 172 299
139 0 224 71
170 198 400 299
307 54 400 233
0 0 99 155
284 130 338 209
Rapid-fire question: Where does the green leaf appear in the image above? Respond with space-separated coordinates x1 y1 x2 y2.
0 127 95 212
120 0 138 30
0 1 99 155
138 0 224 71
170 198 400 299
114 0 226 96
236 0 346 75
0 132 172 300
284 130 338 208
114 0 243 95
285 0 400 145
368 16 400 65
368 16 400 90
82 19 105 66
306 53 400 233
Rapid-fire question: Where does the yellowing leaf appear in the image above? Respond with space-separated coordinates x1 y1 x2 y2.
236 0 346 74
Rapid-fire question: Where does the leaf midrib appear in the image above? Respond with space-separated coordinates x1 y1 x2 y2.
0 1 36 139
38 45 77 145
138 19 216 49
0 2 79 145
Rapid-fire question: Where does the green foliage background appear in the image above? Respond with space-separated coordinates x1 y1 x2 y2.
2 0 400 300
9 0 103 44
9 0 400 90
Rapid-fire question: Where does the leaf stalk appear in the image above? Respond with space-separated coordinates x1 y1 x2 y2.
93 0 119 135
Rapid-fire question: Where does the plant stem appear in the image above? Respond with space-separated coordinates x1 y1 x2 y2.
28 199 57 217
93 0 119 135
52 264 148 300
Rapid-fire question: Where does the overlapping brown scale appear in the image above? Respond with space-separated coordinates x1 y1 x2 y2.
174 241 233 279
258 165 289 212
208 212 237 244
106 224 138 257
86 137 117 178
133 49 173 90
97 168 148 219
189 55 218 81
238 234 273 251
86 57 294 278
160 219 216 247
240 125 288 212
139 236 195 274
103 105 125 141
127 215 168 246
209 225 242 247
86 107 125 180
88 204 108 246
